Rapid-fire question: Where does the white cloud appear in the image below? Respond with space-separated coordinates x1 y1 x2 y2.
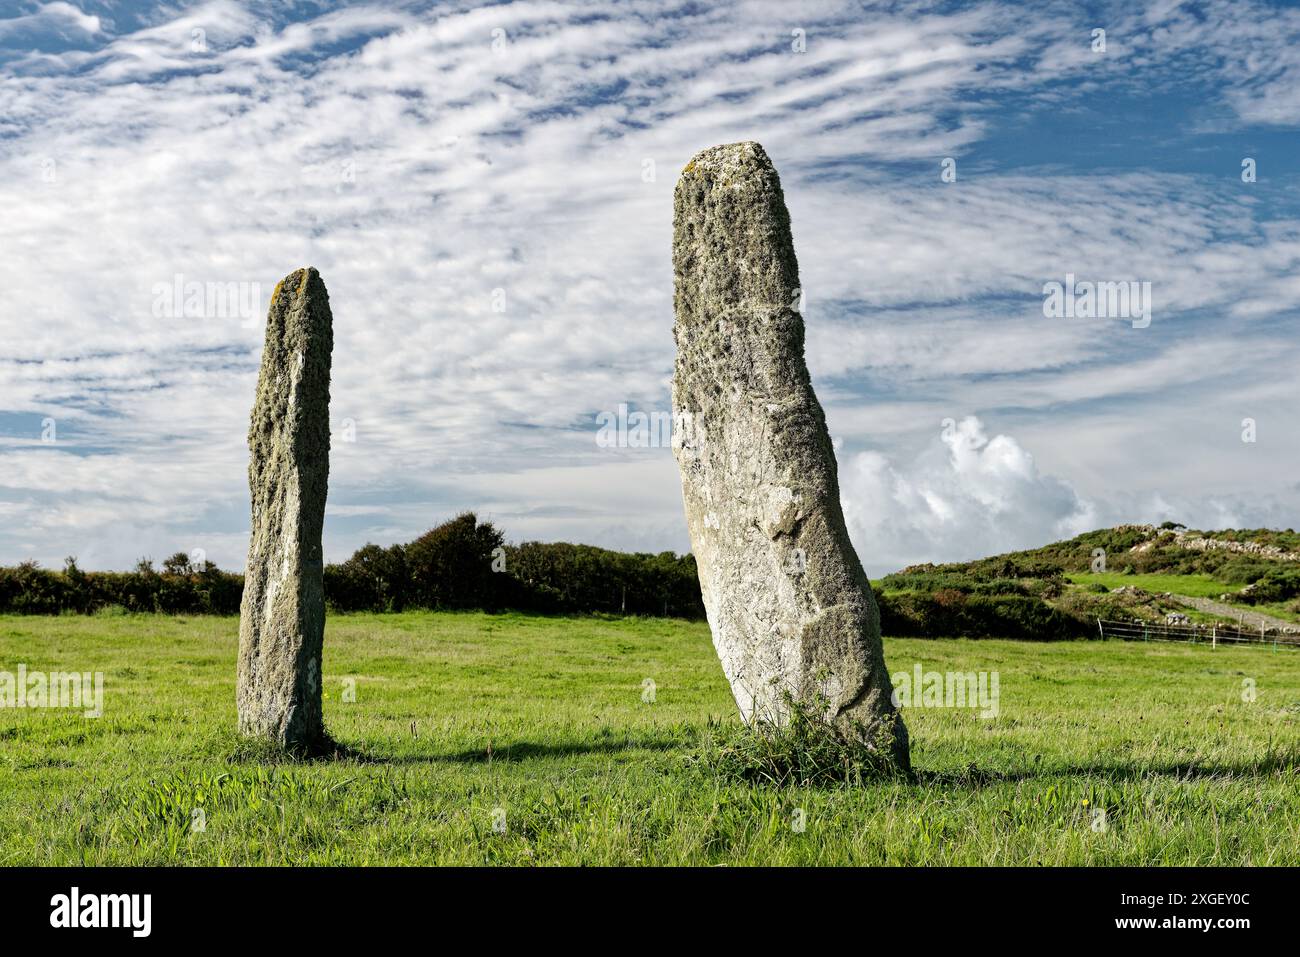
841 411 1300 576
841 417 1096 574
0 0 1298 571
0 2 102 43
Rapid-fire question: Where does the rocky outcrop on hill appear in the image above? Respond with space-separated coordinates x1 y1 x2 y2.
1128 525 1300 563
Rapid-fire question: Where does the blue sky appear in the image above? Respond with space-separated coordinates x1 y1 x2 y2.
1 0 1298 575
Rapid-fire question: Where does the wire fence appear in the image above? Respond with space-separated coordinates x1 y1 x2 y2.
1096 618 1300 651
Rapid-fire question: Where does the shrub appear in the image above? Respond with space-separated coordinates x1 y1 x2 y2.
504 542 703 618
877 592 1087 641
404 512 504 610
1228 568 1300 605
931 588 967 609
1217 559 1275 586
325 543 409 612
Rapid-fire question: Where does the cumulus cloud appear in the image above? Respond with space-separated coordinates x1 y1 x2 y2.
841 417 1096 574
841 412 1300 576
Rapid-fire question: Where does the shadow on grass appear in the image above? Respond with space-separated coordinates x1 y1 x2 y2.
224 732 684 766
220 728 1299 785
378 737 684 765
917 751 1300 788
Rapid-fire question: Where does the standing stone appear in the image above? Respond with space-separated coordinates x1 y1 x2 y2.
237 267 333 751
671 142 909 769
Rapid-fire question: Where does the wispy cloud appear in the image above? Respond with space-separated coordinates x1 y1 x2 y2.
1 0 1297 572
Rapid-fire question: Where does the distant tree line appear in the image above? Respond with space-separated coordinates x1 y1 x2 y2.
19 517 1283 639
0 554 244 616
0 513 707 619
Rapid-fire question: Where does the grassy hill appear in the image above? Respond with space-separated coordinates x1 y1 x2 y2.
2 610 1297 865
875 524 1300 640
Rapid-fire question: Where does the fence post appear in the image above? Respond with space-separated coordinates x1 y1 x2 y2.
1097 618 1104 641
1212 625 1216 651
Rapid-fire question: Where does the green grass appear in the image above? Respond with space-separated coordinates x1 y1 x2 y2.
1066 572 1300 624
1066 572 1236 598
1 610 1297 865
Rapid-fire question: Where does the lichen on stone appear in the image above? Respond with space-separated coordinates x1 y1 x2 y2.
670 142 909 770
236 266 333 753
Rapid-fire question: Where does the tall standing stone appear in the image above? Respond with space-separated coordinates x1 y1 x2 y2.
671 142 909 769
237 267 333 751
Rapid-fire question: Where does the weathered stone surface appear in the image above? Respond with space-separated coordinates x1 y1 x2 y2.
237 267 333 750
671 142 909 767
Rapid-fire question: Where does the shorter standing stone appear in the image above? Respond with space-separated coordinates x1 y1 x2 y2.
236 267 333 751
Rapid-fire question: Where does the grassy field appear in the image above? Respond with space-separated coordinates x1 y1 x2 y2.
1 610 1297 866
1066 571 1237 598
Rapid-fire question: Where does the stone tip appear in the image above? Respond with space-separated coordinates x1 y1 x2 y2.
680 141 773 180
272 267 324 301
